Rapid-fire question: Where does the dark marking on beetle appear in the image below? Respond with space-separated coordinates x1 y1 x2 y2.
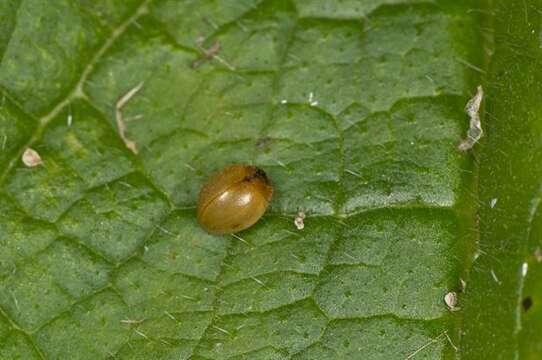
243 167 270 185
523 296 533 311
254 167 270 183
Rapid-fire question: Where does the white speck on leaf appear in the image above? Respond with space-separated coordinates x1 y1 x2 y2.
164 311 177 321
134 329 148 339
22 148 43 167
522 262 528 277
444 291 460 311
274 159 287 168
213 325 232 335
443 331 459 352
490 198 498 208
490 269 502 284
456 58 486 74
280 99 288 104
345 168 363 179
294 211 306 230
231 233 250 246
160 339 172 346
458 85 484 151
308 92 318 106
251 276 265 286
406 331 454 359
115 82 144 154
155 224 176 236
183 163 196 171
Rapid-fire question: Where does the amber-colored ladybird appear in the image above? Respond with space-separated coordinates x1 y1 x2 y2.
197 165 273 235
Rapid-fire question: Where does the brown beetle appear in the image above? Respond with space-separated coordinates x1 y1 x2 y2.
197 165 273 235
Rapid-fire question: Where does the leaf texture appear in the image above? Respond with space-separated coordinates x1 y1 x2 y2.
0 0 485 359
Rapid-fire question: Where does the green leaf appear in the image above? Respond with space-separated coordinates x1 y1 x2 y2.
2 0 525 359
461 2 542 359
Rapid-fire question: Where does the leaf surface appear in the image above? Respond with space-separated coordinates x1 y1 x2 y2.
0 1 486 359
461 1 542 358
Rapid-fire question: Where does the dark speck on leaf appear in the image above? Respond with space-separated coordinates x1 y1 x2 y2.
256 136 272 150
522 296 533 311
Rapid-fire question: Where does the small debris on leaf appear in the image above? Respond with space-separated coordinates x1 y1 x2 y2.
490 268 502 284
134 329 149 339
444 331 459 352
255 136 272 150
460 278 467 292
444 291 460 311
115 82 144 154
308 92 318 107
522 262 529 277
22 148 43 167
192 41 221 69
534 247 542 262
522 296 533 311
406 331 455 359
458 85 484 151
193 39 235 70
490 198 498 208
294 211 306 230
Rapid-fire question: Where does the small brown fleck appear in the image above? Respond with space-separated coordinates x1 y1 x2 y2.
192 41 221 69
